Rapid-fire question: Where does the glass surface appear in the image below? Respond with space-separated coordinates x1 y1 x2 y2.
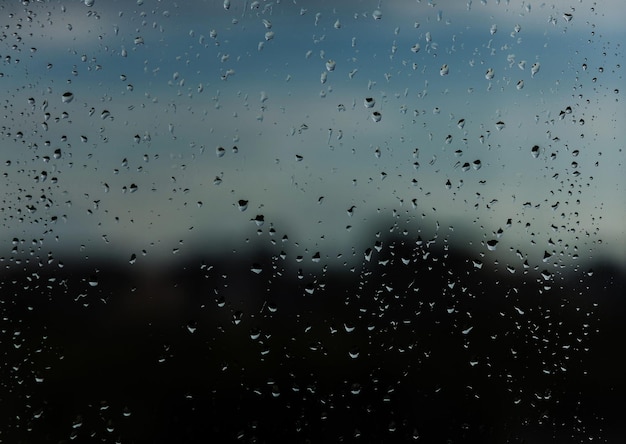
1 0 624 442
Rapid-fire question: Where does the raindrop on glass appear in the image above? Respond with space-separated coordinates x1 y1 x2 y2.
61 92 74 103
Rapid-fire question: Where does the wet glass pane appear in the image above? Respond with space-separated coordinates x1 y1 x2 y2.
1 0 624 442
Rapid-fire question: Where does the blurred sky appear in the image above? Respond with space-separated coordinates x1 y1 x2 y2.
1 0 624 270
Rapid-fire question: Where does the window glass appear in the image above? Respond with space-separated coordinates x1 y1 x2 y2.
1 0 624 442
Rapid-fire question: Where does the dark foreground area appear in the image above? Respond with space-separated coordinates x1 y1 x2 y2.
1 238 624 443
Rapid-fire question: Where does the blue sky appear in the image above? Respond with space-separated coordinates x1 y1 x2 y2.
1 0 623 271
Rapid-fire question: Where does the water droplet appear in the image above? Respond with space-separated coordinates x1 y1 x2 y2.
84 0 95 6
440 64 449 76
232 311 243 325
490 24 497 35
563 13 573 22
334 20 341 29
186 321 197 334
495 121 506 131
372 10 383 20
325 59 336 72
410 43 420 53
264 31 275 41
472 159 482 170
216 146 225 157
371 111 382 122
457 118 465 129
61 92 74 103
349 348 360 359
134 36 144 45
252 215 265 226
88 276 98 287
485 68 494 80
531 62 540 77
364 97 375 108
486 240 498 251
223 0 230 10
237 200 248 211
531 145 540 158
101 110 111 119
516 80 524 90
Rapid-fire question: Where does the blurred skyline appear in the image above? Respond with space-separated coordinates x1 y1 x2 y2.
1 0 624 270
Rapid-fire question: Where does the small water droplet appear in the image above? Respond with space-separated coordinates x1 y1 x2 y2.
252 215 265 226
516 79 524 90
485 68 494 80
232 311 244 325
531 62 540 77
61 92 74 103
372 10 383 20
237 200 248 211
531 145 540 158
371 111 382 122
439 64 449 76
486 239 498 251
495 121 505 131
364 97 375 108
325 59 336 72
